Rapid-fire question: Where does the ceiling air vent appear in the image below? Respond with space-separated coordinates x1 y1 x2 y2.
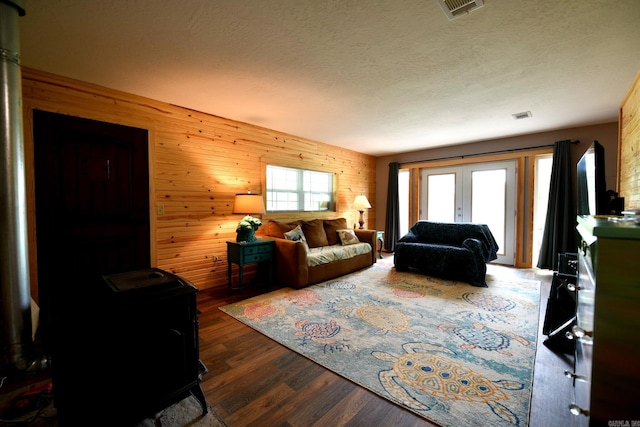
512 111 533 120
436 0 484 20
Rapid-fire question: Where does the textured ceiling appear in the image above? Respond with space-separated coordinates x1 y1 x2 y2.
18 0 640 156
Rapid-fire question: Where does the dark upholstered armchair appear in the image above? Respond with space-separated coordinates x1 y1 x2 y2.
394 221 499 287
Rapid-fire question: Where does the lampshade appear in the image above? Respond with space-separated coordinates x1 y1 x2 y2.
353 195 372 210
233 193 266 214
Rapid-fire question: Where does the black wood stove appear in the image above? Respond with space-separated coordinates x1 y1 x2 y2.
52 268 207 426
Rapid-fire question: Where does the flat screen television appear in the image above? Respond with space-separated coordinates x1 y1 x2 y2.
576 140 608 216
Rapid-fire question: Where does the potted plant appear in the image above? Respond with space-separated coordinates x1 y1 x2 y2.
236 215 262 242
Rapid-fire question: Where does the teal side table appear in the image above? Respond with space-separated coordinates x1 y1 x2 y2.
227 239 275 291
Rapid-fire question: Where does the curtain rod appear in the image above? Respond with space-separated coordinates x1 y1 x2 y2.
398 140 580 166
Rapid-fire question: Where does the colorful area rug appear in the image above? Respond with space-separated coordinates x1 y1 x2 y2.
220 261 540 427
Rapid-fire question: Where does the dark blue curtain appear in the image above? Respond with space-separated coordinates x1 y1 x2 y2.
384 162 400 252
537 140 578 270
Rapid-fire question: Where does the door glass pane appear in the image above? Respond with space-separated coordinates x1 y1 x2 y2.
427 174 456 222
471 169 506 255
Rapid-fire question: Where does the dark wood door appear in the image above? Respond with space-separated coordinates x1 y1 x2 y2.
33 111 150 308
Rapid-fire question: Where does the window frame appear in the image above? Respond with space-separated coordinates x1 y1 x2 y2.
265 164 336 213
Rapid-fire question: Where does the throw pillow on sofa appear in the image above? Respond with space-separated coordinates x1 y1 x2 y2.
323 218 349 246
337 229 360 245
264 219 301 238
301 219 329 248
284 225 309 252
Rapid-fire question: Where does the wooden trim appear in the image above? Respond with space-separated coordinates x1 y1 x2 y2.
409 168 420 225
148 129 158 267
23 107 39 302
515 157 526 268
523 157 535 268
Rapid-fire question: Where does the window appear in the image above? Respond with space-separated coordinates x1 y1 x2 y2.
532 154 553 268
266 165 334 212
398 169 410 237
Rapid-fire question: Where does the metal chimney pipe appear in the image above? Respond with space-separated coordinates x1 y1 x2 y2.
0 0 32 372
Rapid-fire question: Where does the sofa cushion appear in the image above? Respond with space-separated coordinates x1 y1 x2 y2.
302 219 329 248
264 220 301 239
323 218 349 245
307 243 372 267
337 229 360 245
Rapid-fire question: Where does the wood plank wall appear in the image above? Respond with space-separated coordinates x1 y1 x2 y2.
619 70 640 209
21 68 376 296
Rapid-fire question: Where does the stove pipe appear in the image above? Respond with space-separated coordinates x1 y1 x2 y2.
0 0 32 372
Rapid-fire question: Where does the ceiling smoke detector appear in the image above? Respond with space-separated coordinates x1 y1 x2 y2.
436 0 484 20
512 111 533 120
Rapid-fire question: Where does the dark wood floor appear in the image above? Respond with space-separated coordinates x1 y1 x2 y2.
0 256 573 426
197 256 575 427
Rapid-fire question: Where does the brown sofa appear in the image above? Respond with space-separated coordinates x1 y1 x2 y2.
260 218 377 289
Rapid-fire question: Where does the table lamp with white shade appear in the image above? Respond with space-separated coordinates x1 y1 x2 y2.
353 195 371 229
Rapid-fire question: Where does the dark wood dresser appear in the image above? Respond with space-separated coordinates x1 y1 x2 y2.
568 216 640 426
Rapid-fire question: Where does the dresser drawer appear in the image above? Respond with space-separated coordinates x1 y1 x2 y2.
576 252 594 334
243 244 273 256
244 252 272 263
572 337 592 425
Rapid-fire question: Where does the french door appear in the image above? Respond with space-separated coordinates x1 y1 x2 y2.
419 160 516 265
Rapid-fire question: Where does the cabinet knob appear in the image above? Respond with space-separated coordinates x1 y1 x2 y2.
572 325 592 338
564 370 586 382
566 325 593 344
564 325 593 344
568 404 589 417
566 283 581 292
